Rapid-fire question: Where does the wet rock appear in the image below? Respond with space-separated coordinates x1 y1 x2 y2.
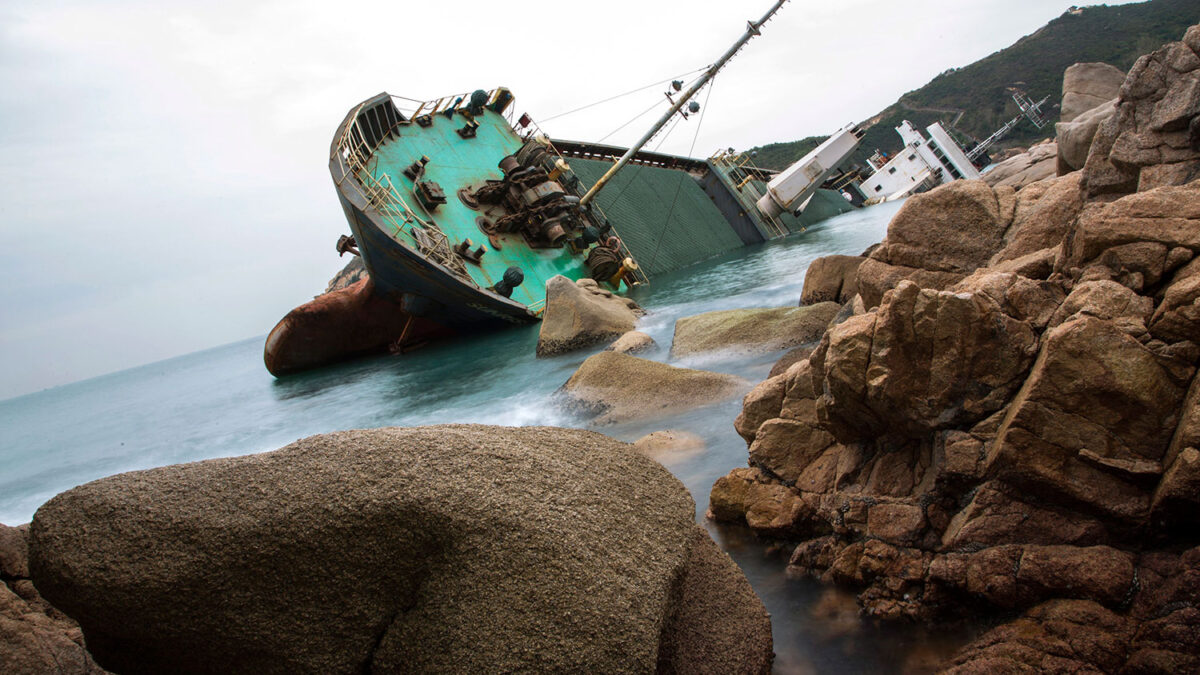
1061 62 1127 124
558 351 748 425
1056 98 1117 173
942 600 1135 674
264 278 454 376
983 141 1058 190
656 527 774 674
800 255 866 305
537 275 643 357
767 343 817 378
708 468 807 536
940 482 1110 550
633 429 706 458
986 317 1192 521
605 329 656 355
872 180 1014 275
30 425 772 674
734 373 787 443
670 303 839 358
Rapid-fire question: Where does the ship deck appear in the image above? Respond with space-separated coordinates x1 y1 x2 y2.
358 109 590 311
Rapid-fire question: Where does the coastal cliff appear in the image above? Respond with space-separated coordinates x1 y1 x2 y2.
710 24 1200 673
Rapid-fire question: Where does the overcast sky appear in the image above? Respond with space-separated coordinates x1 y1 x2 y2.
0 0 1144 399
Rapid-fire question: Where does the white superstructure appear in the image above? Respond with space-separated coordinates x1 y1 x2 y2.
756 123 864 218
860 120 981 202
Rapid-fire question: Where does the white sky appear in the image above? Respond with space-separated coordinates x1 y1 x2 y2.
0 0 1142 399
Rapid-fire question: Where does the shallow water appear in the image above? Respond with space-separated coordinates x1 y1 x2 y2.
0 200 975 672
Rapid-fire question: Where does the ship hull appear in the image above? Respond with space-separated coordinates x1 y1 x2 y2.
336 192 537 330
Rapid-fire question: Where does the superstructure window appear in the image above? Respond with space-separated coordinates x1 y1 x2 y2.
874 185 882 192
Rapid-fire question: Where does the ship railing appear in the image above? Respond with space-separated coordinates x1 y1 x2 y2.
709 150 789 238
333 98 471 279
519 117 651 287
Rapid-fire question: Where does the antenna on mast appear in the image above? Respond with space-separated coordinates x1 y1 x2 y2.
578 0 790 207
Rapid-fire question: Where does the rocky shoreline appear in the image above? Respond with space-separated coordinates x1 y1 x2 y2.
709 24 1200 673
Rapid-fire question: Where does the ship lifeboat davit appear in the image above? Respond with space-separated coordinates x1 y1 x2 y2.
264 278 453 376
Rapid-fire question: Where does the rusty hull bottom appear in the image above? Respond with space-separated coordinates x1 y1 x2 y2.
264 278 455 377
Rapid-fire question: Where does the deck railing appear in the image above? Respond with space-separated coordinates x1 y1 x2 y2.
709 150 790 237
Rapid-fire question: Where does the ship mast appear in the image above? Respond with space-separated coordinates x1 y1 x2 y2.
578 0 789 207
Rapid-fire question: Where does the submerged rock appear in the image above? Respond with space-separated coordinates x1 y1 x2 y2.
30 426 772 674
537 275 643 357
606 330 657 355
634 429 706 458
558 351 748 425
670 304 839 357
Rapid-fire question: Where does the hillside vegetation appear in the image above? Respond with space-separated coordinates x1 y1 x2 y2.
747 0 1198 170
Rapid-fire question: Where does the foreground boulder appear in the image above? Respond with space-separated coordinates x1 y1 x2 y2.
558 352 748 425
671 303 839 357
30 426 772 674
537 276 643 357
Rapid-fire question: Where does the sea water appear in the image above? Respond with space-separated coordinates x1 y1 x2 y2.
0 200 975 673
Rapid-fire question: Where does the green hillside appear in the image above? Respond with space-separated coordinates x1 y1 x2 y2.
747 0 1198 171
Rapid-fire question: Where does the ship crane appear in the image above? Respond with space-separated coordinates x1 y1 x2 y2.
966 89 1052 162
755 124 865 219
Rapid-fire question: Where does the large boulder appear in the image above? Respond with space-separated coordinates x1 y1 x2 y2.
1080 34 1200 197
990 172 1083 266
800 255 866 305
1060 62 1127 123
536 275 643 357
855 258 965 309
871 180 1014 275
983 141 1058 190
558 351 749 425
670 303 839 357
985 317 1193 521
1056 98 1117 173
29 426 773 674
811 281 1039 442
1061 180 1200 279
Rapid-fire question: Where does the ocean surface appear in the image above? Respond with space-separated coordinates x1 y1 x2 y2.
0 200 976 673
